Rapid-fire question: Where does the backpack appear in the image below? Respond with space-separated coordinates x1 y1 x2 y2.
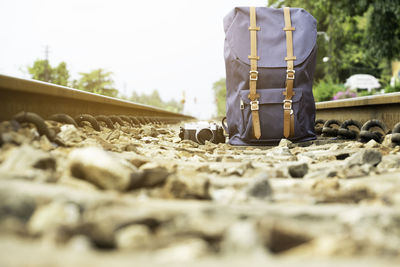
223 7 317 145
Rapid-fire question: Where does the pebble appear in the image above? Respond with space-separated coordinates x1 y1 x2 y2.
56 125 83 146
163 173 210 199
0 144 56 174
68 147 134 191
130 163 170 189
28 201 80 235
288 163 309 178
346 149 382 167
244 174 273 199
115 224 152 249
221 221 262 254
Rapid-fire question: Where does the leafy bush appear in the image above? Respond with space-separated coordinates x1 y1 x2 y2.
384 82 400 93
313 78 344 102
332 89 357 100
357 90 376 97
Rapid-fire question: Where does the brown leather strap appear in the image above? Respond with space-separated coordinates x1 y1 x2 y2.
248 7 261 139
283 7 296 138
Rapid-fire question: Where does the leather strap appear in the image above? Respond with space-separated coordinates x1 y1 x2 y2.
283 7 296 138
248 7 261 139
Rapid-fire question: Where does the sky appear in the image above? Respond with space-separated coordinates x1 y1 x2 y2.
0 0 268 119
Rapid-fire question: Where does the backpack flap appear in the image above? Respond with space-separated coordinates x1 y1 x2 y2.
225 7 317 68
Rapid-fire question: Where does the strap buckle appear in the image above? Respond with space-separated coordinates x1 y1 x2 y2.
249 70 258 81
283 99 293 114
250 100 259 111
286 69 295 80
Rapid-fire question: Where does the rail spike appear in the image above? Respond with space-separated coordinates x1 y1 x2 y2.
75 114 101 132
337 119 362 140
49 113 78 128
13 111 55 141
108 115 125 127
129 116 142 126
119 115 133 127
391 122 400 146
95 115 115 129
322 119 341 137
314 119 325 135
359 119 387 143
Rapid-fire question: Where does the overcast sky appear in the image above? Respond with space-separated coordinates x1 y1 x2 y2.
0 0 268 119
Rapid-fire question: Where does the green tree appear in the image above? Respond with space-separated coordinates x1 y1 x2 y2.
77 69 118 97
28 59 70 86
130 89 183 113
268 0 399 83
212 78 226 116
52 62 70 86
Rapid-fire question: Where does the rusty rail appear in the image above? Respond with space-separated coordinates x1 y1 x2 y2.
0 74 194 123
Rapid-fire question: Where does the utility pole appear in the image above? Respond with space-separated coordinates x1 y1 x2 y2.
44 45 50 82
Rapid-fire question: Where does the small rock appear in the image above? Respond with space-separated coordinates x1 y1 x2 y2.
339 164 372 179
0 188 36 223
304 169 337 179
68 147 135 191
278 138 294 148
382 134 394 148
221 221 262 254
115 224 152 249
124 144 140 153
365 139 380 149
180 139 199 148
56 125 83 146
328 144 340 151
130 163 170 189
106 130 120 141
346 149 382 167
155 238 209 263
376 155 400 172
204 140 217 153
266 146 296 161
0 144 56 173
288 163 309 178
39 135 53 151
312 178 340 191
141 125 159 137
66 235 93 252
28 201 80 235
163 174 210 199
245 174 273 199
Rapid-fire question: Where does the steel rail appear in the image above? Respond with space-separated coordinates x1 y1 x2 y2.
0 74 194 123
316 92 400 129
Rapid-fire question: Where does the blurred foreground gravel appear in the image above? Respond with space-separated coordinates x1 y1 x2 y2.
0 119 400 267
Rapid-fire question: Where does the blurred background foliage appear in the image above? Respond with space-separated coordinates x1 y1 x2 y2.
27 59 181 112
213 0 400 116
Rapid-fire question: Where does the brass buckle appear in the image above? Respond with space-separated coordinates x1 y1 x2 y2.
283 99 293 114
249 70 258 81
250 100 259 111
286 70 295 80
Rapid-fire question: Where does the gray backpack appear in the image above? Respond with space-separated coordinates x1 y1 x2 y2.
223 7 317 145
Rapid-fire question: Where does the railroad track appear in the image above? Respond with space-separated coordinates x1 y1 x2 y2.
1 73 400 145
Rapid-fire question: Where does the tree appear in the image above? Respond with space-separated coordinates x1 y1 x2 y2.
268 0 400 83
212 78 226 117
77 69 118 97
28 59 70 86
130 89 183 113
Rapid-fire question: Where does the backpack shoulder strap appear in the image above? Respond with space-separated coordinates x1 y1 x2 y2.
248 7 261 139
283 7 296 138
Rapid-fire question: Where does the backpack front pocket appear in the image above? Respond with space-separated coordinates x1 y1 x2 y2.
239 88 304 142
